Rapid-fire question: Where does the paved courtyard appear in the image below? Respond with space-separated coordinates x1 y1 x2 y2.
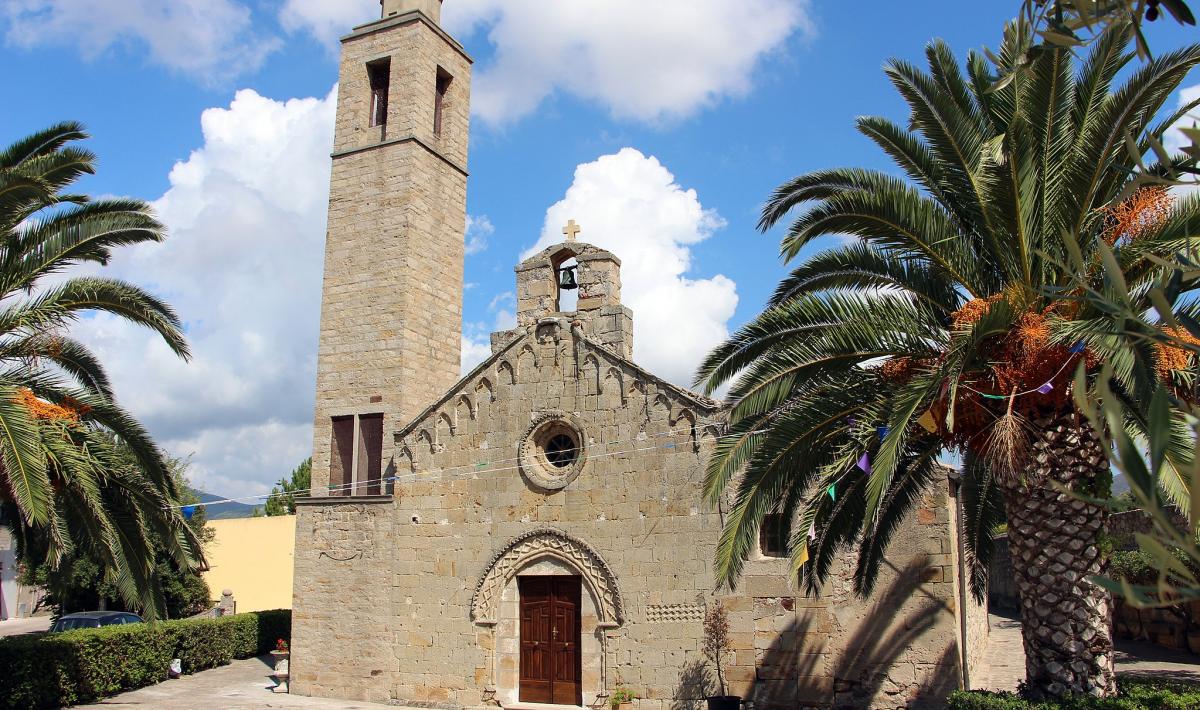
974 613 1200 691
72 614 1199 708
0 616 50 637
79 655 398 709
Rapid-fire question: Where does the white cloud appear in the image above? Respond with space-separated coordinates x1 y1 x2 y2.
461 330 492 375
281 0 812 125
446 0 812 124
70 87 337 497
1168 85 1200 153
522 148 738 386
279 0 376 47
460 290 518 374
3 0 279 81
465 214 494 255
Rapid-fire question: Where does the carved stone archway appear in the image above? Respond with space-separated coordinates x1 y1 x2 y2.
470 528 625 628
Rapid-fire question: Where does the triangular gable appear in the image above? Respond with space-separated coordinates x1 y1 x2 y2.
393 318 723 442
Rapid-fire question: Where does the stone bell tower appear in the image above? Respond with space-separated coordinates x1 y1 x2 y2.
311 0 471 496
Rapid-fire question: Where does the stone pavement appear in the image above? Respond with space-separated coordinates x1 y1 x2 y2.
75 615 1200 708
0 615 50 637
79 655 404 710
974 613 1200 692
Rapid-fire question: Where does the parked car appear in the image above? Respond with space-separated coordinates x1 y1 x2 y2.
51 611 143 632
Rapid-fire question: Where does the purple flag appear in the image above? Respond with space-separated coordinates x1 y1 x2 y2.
857 452 871 473
1037 382 1054 394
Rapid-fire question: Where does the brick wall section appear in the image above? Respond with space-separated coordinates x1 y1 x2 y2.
311 10 472 497
292 319 974 709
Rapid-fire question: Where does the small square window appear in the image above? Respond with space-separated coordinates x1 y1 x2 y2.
760 513 788 558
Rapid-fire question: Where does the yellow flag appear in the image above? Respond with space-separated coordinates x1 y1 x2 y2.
793 542 810 570
917 409 938 433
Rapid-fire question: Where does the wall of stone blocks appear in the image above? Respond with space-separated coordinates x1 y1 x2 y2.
943 484 991 688
312 11 471 496
291 499 398 703
292 318 976 709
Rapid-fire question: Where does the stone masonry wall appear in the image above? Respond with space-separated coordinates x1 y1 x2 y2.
312 12 472 496
292 319 973 709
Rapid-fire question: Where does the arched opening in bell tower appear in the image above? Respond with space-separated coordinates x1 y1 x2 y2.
551 249 579 313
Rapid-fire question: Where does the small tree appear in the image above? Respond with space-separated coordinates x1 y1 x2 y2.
702 600 731 698
263 458 312 516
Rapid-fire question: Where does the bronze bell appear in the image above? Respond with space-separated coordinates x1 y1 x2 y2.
558 265 579 291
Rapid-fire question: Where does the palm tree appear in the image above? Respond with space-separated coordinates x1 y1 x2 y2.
696 24 1200 699
0 122 200 619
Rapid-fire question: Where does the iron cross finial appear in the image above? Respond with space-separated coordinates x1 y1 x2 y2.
562 219 581 242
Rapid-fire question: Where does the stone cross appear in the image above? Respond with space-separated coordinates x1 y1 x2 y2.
562 219 581 242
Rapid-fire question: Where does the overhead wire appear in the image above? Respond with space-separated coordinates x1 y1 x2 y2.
170 420 751 511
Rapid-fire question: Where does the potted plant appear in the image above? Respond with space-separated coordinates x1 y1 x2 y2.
610 687 637 710
270 638 290 694
702 601 740 710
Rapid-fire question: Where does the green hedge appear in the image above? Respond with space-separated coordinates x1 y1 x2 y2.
0 609 290 710
948 679 1200 709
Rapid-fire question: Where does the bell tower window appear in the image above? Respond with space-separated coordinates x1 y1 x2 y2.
368 59 391 128
434 67 453 136
329 413 384 495
554 254 579 313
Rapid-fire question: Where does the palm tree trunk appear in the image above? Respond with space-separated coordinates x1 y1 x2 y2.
999 412 1115 699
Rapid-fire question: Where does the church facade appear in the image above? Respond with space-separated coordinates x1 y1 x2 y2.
289 2 988 709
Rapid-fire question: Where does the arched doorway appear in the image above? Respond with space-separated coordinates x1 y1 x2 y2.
471 529 625 707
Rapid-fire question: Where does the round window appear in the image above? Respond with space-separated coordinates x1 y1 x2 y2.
519 413 586 490
544 433 578 468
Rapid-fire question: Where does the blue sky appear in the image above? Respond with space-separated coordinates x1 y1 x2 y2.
2 1 1197 498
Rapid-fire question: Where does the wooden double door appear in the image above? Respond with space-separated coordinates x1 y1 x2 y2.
519 576 582 705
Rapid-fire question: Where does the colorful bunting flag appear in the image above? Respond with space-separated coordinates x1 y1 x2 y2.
877 425 890 441
1070 341 1086 354
827 484 837 501
1037 382 1054 394
808 522 817 541
917 409 938 433
856 452 871 474
182 505 196 520
794 542 810 569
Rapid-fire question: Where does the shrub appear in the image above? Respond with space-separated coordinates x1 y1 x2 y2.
0 609 291 710
1109 548 1200 589
1109 550 1156 586
947 678 1200 709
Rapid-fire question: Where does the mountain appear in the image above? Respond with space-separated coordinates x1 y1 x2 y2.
191 490 259 519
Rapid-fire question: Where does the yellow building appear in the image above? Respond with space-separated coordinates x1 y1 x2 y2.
202 515 296 612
